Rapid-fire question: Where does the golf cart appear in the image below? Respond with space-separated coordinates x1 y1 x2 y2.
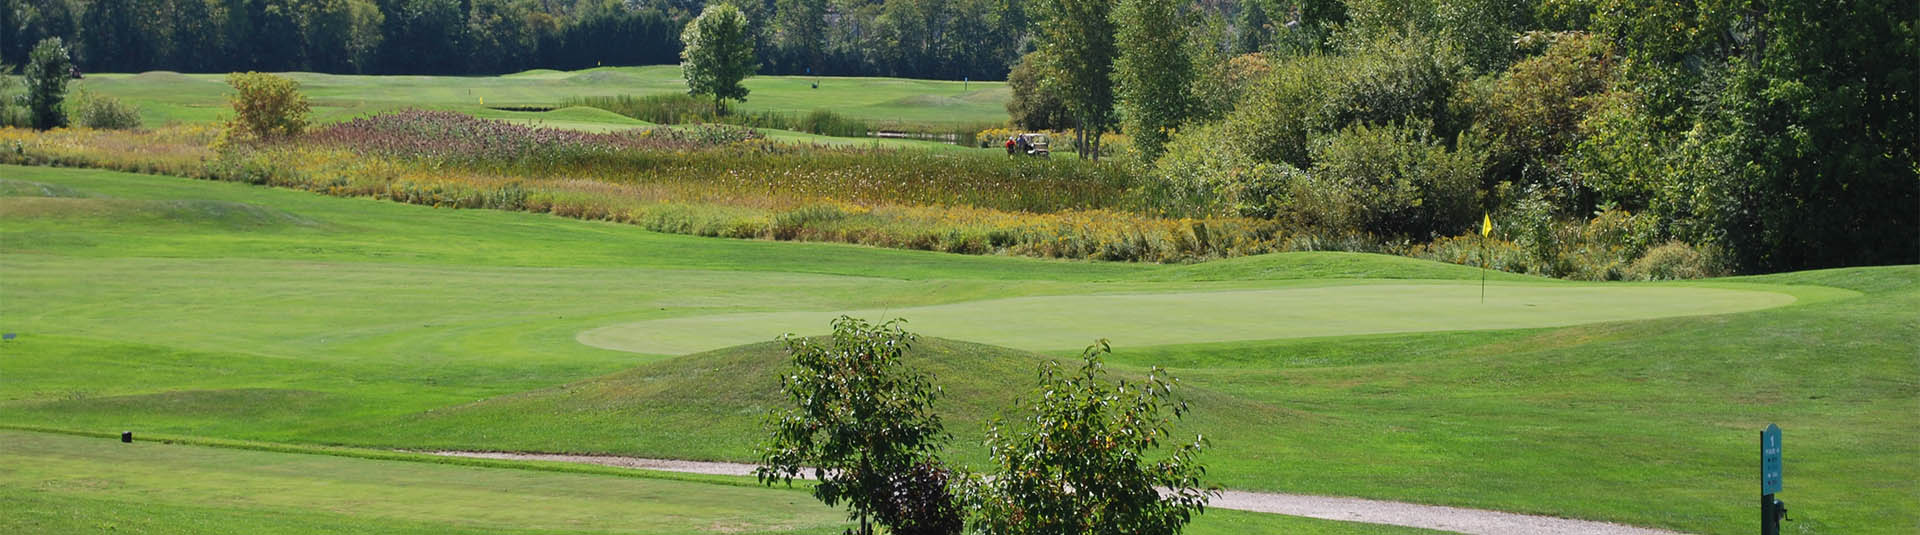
1014 133 1050 157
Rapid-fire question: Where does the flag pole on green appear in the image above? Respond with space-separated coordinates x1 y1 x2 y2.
1480 213 1491 303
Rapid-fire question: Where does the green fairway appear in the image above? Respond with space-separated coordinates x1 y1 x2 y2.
0 430 1433 535
0 430 849 534
77 66 1008 134
2 165 1914 534
579 283 1798 354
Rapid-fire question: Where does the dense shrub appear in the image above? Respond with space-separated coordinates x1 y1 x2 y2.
1427 198 1667 280
758 317 948 535
1188 52 1271 123
875 460 963 535
221 72 310 143
1628 241 1724 280
76 91 143 130
1152 31 1473 221
967 344 1213 535
1146 121 1296 218
24 38 73 130
1470 32 1617 211
1287 122 1482 239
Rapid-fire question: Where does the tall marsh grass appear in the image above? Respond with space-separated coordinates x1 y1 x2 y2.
563 94 871 138
0 118 1280 263
0 113 1714 275
567 94 998 144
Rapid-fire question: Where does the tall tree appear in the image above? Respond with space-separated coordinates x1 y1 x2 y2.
217 0 255 70
168 0 223 72
24 37 72 129
305 0 359 73
7 0 79 67
343 0 385 73
1035 0 1117 159
384 0 467 74
464 0 536 73
1114 0 1192 161
680 1 756 112
79 0 150 71
771 0 825 74
254 0 307 70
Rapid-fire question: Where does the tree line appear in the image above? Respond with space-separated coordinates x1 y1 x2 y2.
1014 0 1916 274
0 0 1028 79
2 0 683 75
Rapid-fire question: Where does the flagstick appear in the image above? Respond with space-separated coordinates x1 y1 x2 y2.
1480 238 1486 304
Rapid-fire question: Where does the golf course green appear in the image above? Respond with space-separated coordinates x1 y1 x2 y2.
579 284 1799 355
2 164 1914 534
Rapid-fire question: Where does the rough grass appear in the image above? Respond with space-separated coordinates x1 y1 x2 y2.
0 165 1913 534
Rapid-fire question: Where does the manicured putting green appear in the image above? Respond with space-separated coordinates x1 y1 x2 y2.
578 283 1796 355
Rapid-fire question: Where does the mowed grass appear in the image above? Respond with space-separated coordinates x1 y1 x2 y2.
76 66 1008 147
0 430 1434 535
578 283 1797 355
2 165 1915 534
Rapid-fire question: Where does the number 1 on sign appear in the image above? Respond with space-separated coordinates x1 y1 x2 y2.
1761 424 1782 494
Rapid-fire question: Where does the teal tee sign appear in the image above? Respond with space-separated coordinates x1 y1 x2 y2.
1761 424 1782 494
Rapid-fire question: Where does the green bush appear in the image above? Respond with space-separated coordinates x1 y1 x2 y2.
76 91 143 130
1628 241 1723 280
967 344 1213 534
25 37 73 130
1149 31 1473 220
221 72 310 144
1287 122 1482 239
1147 121 1298 218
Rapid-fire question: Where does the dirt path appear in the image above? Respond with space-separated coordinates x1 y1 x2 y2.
427 451 1683 535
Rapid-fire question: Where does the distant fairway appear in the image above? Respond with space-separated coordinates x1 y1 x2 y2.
579 284 1798 355
79 66 1009 134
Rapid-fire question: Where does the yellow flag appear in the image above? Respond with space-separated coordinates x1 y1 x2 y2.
1481 213 1492 237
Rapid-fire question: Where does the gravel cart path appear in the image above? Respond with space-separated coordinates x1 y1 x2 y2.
428 450 1684 535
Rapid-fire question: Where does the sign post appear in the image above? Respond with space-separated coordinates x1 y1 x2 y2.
1760 424 1785 535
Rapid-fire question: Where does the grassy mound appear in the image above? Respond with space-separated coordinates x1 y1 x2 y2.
353 337 1273 467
